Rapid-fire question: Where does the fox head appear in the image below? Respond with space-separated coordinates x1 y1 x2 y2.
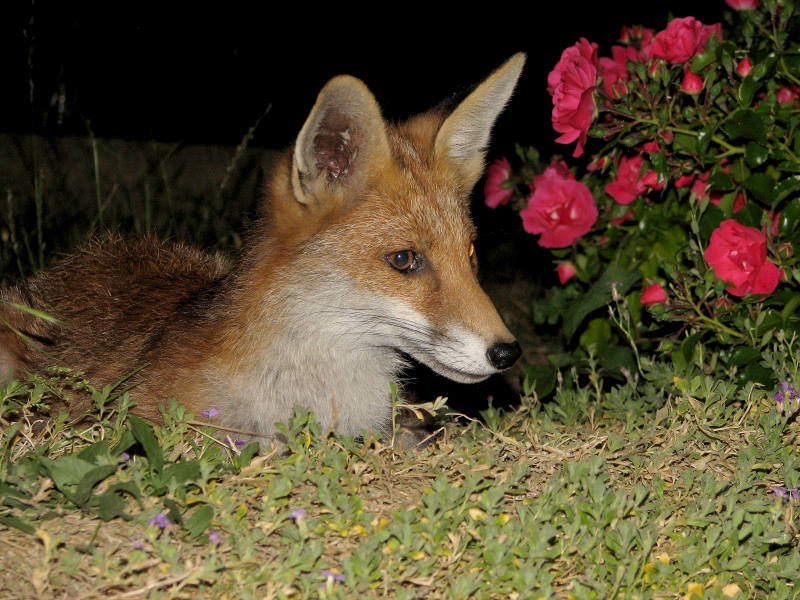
260 53 525 388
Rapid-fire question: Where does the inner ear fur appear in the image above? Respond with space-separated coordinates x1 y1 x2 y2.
291 75 392 205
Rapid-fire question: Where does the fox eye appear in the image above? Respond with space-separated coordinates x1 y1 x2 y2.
469 243 475 258
385 250 418 272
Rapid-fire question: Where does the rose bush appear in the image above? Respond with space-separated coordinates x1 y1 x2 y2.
486 0 800 397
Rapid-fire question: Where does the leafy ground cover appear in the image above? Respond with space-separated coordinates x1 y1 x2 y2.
1 345 798 599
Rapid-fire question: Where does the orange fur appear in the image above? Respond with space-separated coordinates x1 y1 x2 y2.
0 53 526 446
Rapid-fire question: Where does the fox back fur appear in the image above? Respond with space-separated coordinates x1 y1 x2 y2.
0 53 526 445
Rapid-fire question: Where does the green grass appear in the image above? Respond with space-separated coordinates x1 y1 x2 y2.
1 351 799 599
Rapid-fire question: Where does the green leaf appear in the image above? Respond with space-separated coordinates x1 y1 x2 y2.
39 456 96 488
672 132 697 154
734 202 763 229
0 515 35 535
699 204 724 240
736 363 776 387
74 464 118 506
237 442 260 469
738 76 758 106
744 141 769 168
112 430 138 456
708 170 734 191
161 461 201 485
96 482 141 521
742 173 775 204
722 109 767 143
521 362 557 399
184 504 215 538
129 416 163 474
562 266 642 340
779 197 800 234
96 489 129 522
598 345 635 374
773 174 800 206
727 346 761 367
696 125 714 156
0 482 30 508
579 318 612 353
755 308 783 336
78 440 111 463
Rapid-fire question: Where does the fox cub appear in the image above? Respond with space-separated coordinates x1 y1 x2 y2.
0 53 525 446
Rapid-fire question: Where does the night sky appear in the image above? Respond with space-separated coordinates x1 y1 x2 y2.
2 2 726 157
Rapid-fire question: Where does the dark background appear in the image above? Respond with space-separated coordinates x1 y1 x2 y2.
2 2 725 155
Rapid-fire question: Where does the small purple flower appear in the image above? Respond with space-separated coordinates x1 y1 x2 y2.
773 486 790 499
201 408 219 419
321 569 345 583
208 531 222 545
148 512 172 530
791 486 800 501
774 382 800 412
290 508 307 521
224 436 249 450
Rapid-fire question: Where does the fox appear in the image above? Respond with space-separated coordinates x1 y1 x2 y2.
0 53 525 447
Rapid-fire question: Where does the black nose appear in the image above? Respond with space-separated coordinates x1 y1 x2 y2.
487 341 522 370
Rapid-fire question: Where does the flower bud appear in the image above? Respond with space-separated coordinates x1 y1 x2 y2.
736 56 753 77
681 67 704 94
641 283 667 305
556 262 578 284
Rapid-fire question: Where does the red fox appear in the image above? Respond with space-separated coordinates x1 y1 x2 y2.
0 53 525 446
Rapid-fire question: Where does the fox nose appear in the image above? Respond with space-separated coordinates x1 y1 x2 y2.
487 340 522 370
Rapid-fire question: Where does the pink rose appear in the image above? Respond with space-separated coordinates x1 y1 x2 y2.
777 85 800 103
547 38 599 158
484 157 514 208
641 283 667 305
674 173 696 188
681 66 704 94
640 171 665 191
604 155 647 205
640 140 661 153
704 219 781 297
643 17 722 64
557 262 578 284
598 45 640 98
725 0 758 9
520 164 598 248
690 172 710 199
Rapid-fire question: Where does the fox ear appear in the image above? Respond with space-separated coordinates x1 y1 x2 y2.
291 75 391 206
435 52 526 189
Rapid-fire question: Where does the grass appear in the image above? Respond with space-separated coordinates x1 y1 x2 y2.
1 128 799 598
0 358 799 599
